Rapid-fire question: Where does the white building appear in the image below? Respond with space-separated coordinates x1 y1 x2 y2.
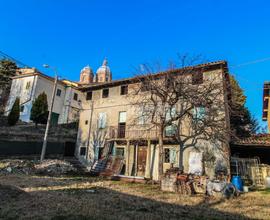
5 59 112 125
5 68 82 124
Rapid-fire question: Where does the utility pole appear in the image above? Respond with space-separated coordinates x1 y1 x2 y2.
40 65 58 161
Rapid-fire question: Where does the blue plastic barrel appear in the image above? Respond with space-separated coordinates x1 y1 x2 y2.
232 176 243 191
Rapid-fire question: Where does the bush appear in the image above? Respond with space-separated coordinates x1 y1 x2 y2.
7 97 20 126
30 92 48 126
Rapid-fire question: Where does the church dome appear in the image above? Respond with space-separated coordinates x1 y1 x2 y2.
96 59 112 82
80 65 94 84
81 65 93 75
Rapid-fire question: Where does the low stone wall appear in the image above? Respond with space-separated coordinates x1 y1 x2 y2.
0 122 78 142
0 140 69 157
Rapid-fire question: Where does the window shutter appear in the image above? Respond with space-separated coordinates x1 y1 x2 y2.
98 112 107 128
169 148 177 164
166 106 176 121
138 107 145 125
119 112 126 123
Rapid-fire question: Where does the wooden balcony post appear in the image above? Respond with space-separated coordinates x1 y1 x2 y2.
145 139 151 179
125 140 130 176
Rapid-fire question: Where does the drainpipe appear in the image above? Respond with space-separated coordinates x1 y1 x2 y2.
86 101 94 163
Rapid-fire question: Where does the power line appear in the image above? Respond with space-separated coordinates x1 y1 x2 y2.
231 56 270 68
0 50 69 80
0 50 30 67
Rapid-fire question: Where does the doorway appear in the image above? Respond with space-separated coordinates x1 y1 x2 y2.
137 146 147 177
64 142 76 156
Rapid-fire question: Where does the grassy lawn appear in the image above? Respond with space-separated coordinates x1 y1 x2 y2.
0 174 270 220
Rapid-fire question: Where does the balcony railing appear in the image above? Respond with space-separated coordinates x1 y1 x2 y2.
107 125 159 140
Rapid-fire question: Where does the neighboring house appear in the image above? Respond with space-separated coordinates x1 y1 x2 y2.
5 68 82 124
5 59 113 125
76 61 231 181
263 82 270 132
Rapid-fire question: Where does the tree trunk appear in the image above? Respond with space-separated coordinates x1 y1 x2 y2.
178 144 184 172
158 128 164 181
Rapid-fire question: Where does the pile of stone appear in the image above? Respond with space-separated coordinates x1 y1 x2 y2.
0 159 77 176
34 159 77 175
0 159 35 175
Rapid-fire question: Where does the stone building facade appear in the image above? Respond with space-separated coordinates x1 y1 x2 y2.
75 61 231 180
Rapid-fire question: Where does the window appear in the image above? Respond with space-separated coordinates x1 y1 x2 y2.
120 85 128 95
263 99 269 110
56 89 61 97
85 120 88 125
141 84 148 92
20 105 24 112
73 93 78 101
164 148 176 164
138 106 146 125
165 125 177 137
192 72 203 85
164 149 171 163
98 112 107 129
263 111 268 119
165 107 176 122
102 88 109 98
80 147 86 156
115 148 125 156
25 81 31 89
193 106 206 120
119 111 127 123
86 91 92 100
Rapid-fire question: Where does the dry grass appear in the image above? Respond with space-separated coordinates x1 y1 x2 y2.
0 174 269 220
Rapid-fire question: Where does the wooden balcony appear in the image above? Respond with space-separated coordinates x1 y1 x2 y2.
107 125 159 140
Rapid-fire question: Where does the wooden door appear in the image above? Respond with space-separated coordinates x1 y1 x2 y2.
137 146 147 176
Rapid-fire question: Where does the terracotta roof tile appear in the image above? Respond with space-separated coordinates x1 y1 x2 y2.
233 134 270 146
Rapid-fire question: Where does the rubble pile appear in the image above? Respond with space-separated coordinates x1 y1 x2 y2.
34 159 77 175
0 159 34 175
0 159 77 176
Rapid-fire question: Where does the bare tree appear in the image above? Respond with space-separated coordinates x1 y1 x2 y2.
89 125 107 161
130 56 230 179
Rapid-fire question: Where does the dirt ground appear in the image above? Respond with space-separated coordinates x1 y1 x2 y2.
0 174 269 220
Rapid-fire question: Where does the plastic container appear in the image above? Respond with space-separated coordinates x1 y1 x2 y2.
243 186 249 193
265 177 270 188
232 176 243 191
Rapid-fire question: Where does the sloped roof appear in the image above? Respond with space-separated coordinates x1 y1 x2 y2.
233 134 270 146
79 60 228 91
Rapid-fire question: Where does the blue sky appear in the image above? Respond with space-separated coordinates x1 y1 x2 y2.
0 0 269 128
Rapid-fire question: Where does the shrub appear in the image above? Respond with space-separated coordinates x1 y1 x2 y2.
7 97 20 126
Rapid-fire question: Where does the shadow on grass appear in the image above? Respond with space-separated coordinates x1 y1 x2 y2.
0 183 253 220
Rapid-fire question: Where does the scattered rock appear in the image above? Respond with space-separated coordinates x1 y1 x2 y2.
0 159 77 176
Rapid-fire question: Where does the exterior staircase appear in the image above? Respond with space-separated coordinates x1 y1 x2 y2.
90 158 108 176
